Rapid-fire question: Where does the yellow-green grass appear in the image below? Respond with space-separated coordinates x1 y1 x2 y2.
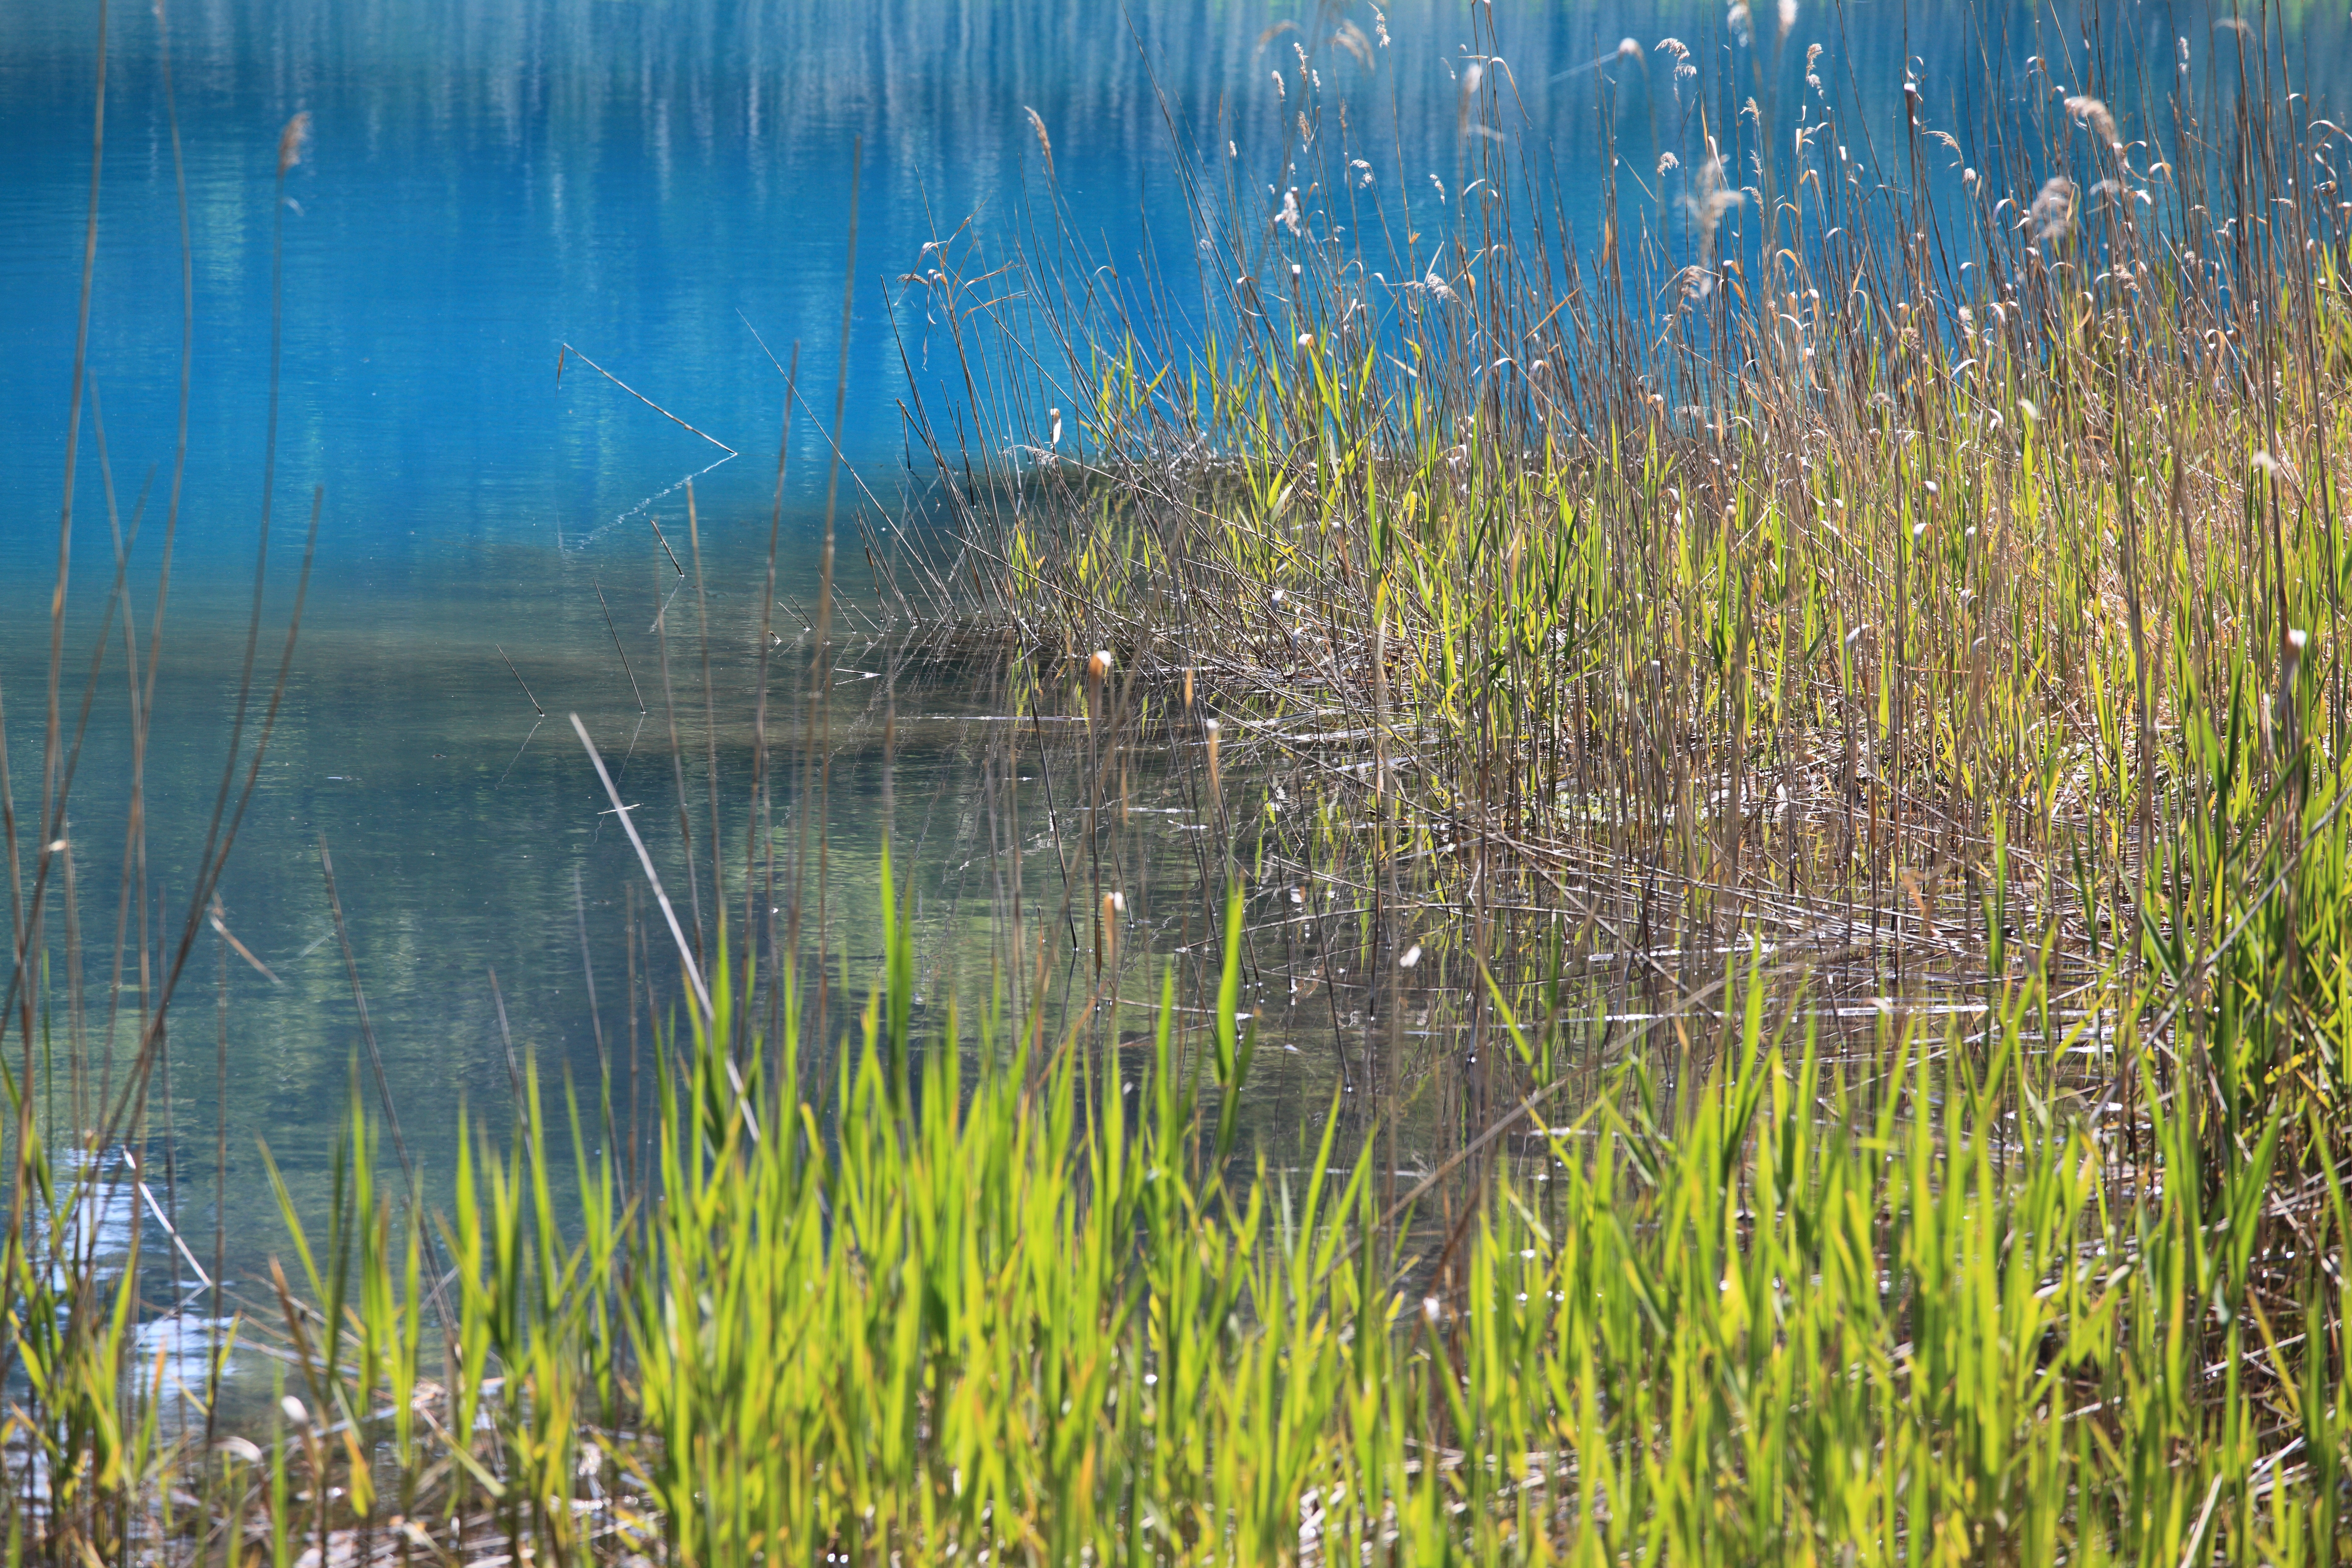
15 874 2334 1563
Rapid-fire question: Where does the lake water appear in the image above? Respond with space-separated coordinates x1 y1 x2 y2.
3 0 2346 1293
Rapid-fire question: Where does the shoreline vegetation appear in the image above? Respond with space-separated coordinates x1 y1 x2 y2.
14 1 2352 1562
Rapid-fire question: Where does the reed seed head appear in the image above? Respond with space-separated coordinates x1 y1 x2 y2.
2064 95 2119 147
1022 105 1055 178
2027 176 2076 241
276 111 311 176
1099 891 1124 967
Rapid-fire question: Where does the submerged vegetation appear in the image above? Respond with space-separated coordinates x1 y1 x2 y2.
14 0 2352 1563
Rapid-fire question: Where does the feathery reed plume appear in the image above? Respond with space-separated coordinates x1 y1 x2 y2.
2027 175 2076 240
275 110 309 177
1097 888 1123 972
2278 626 2309 758
2064 95 2119 148
1022 106 1055 181
1085 647 1113 721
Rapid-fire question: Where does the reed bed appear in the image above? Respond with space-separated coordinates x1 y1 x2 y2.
15 1 2352 1562
13 892 2348 1563
914 0 2352 1021
897 0 2352 1236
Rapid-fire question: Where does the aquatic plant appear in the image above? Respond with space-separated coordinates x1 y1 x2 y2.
937 0 2352 1073
73 883 2349 1564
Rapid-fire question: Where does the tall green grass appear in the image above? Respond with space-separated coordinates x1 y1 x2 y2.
104 877 2335 1563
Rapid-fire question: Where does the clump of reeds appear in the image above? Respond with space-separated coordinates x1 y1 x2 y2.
861 5 2352 1551
917 3 2352 1122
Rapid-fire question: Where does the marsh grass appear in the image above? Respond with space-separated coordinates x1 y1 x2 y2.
62 887 2352 1564
916 0 2352 1029
880 3 2352 1146
0 0 325 1540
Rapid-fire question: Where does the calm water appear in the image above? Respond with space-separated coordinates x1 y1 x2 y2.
2 0 2346 1284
